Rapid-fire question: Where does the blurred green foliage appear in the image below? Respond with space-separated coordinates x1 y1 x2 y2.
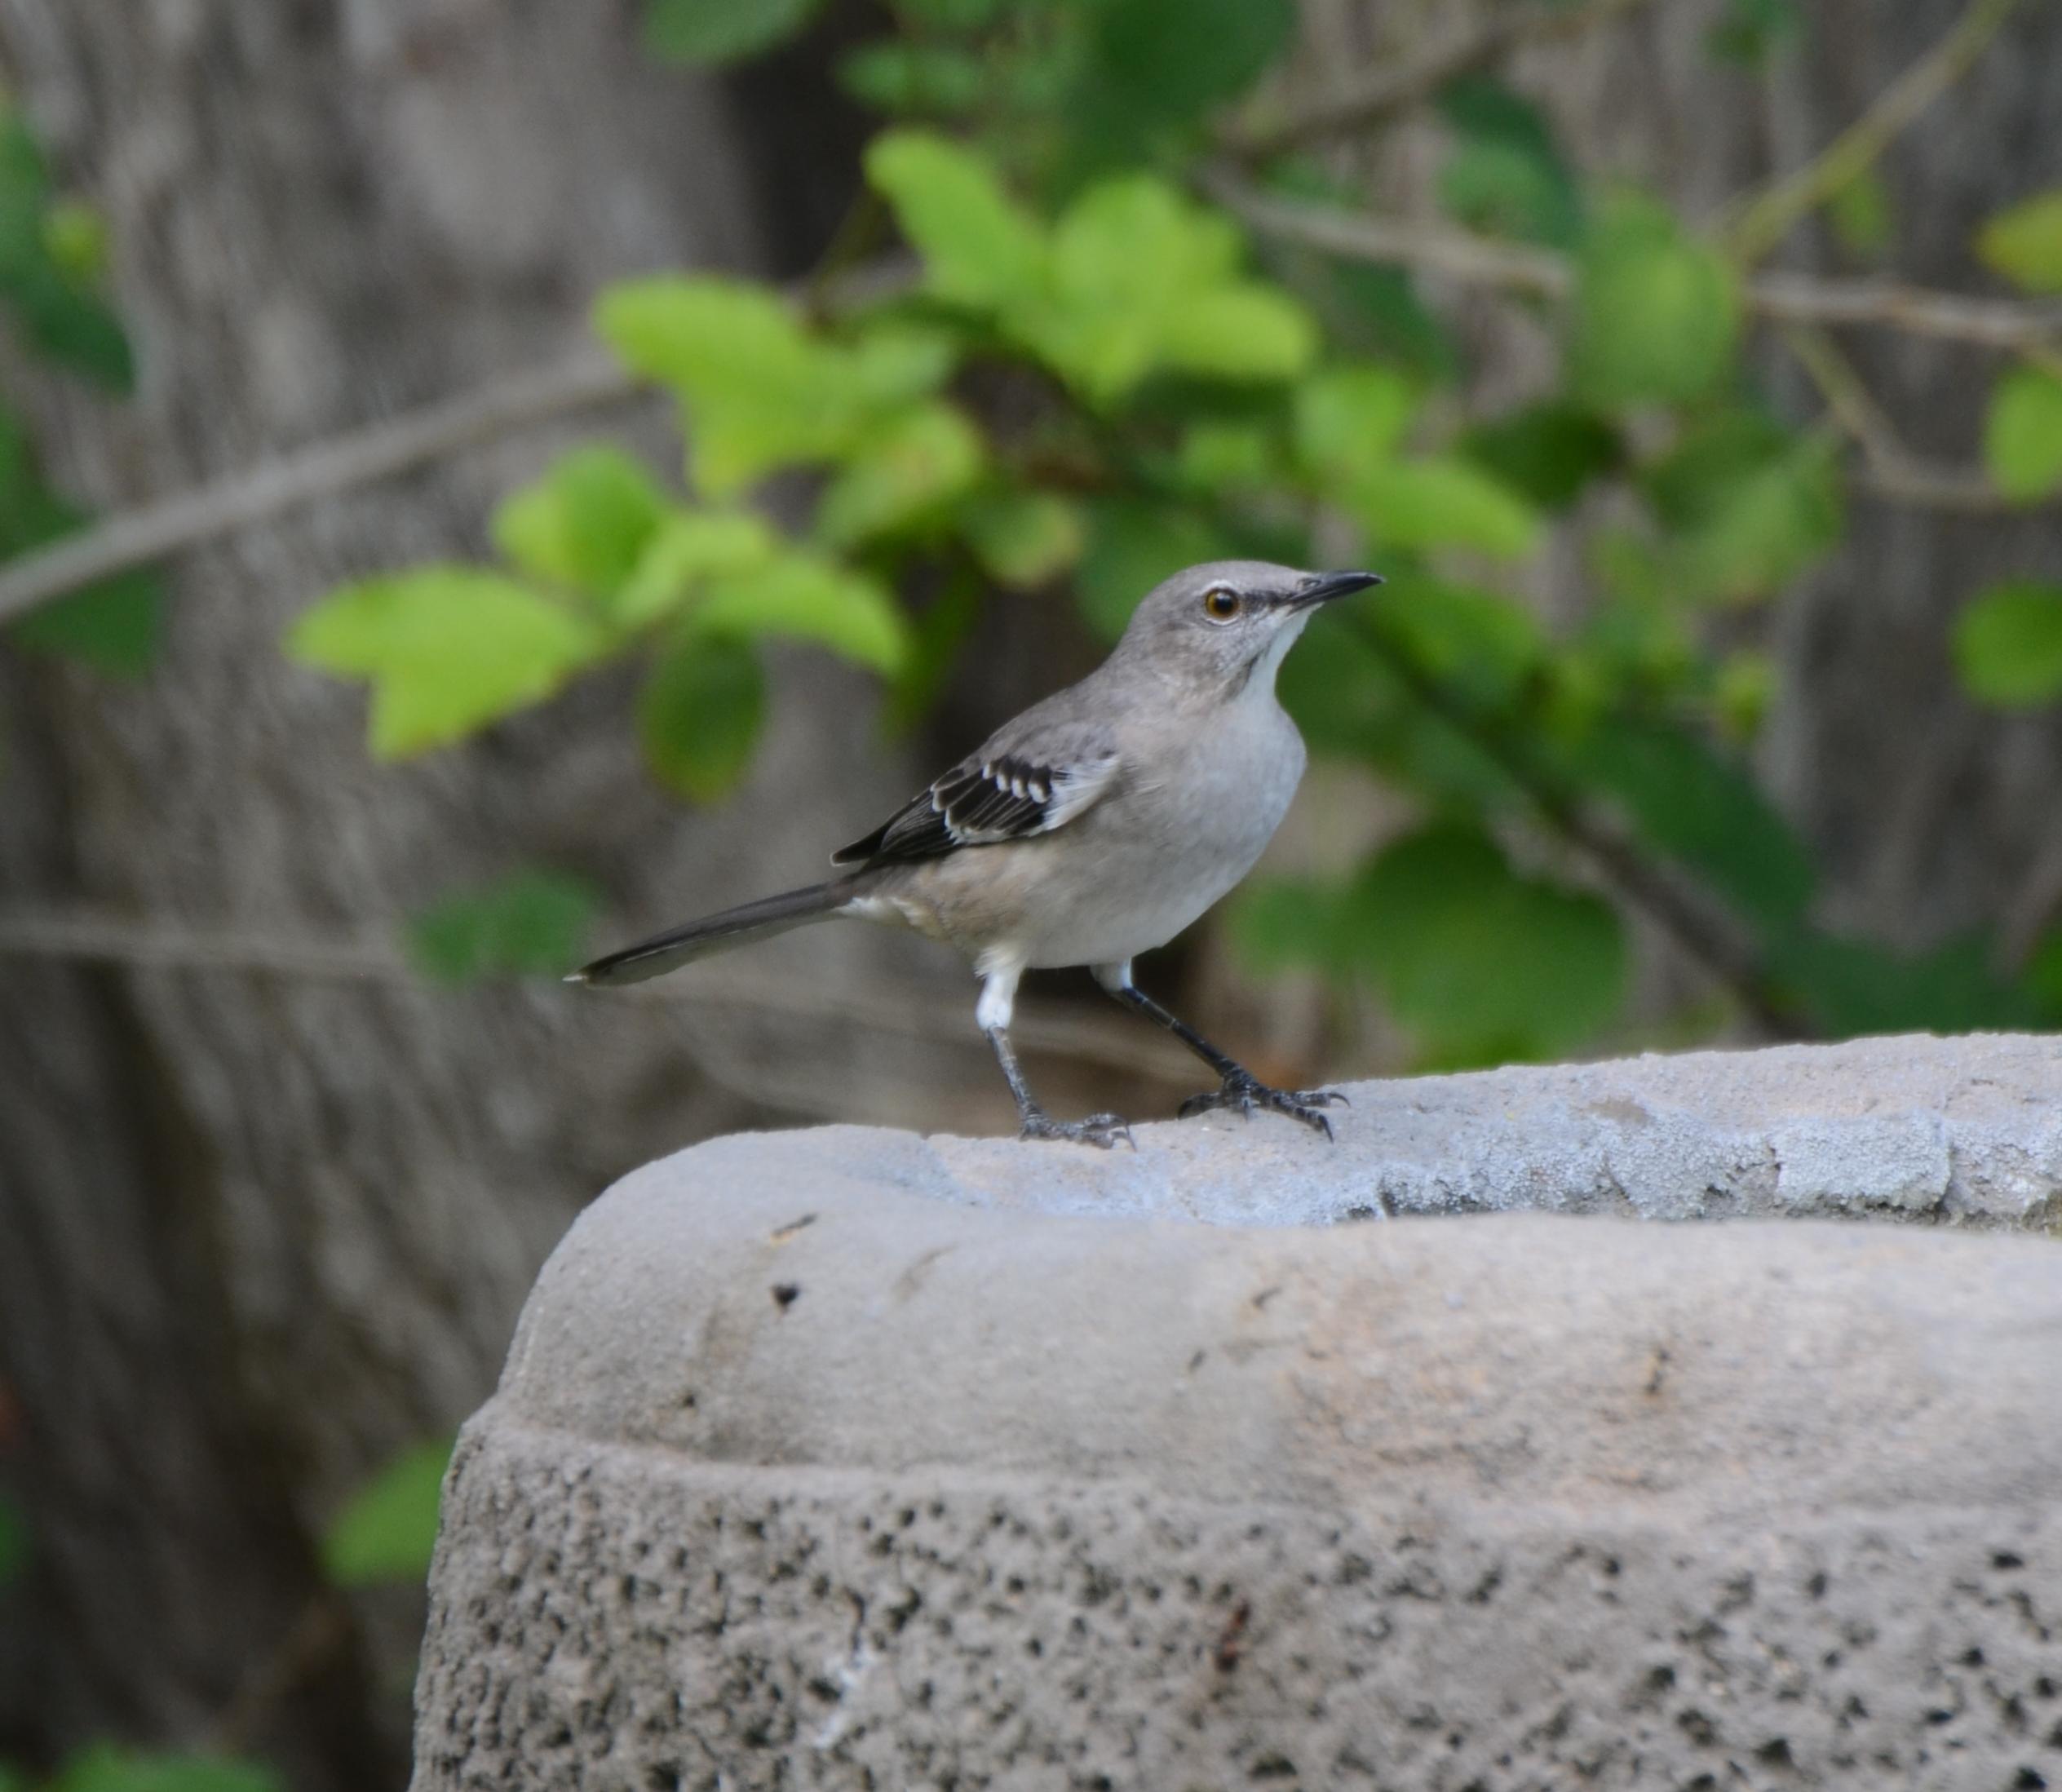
0 103 161 679
286 0 2062 1065
0 7 1792 1078
1976 188 2062 294
406 872 600 983
42 1753 280 1792
319 1436 455 1589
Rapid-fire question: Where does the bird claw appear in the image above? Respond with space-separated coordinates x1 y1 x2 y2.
1179 1074 1342 1139
1020 1110 1135 1150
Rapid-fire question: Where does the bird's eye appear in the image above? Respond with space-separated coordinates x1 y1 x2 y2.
1201 586 1241 623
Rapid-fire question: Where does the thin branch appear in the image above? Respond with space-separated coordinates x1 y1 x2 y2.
1782 322 2009 511
0 258 915 628
1745 268 2062 352
1211 175 1570 294
201 1594 350 1759
1228 0 1653 160
0 907 1192 1084
1215 175 2062 352
1217 180 2060 511
0 349 636 626
1723 0 2026 265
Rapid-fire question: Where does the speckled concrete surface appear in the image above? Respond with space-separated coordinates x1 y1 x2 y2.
411 1034 2062 1790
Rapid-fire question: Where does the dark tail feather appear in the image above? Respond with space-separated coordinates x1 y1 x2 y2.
568 883 847 987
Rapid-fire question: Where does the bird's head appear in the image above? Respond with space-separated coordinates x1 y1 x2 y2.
1112 560 1383 697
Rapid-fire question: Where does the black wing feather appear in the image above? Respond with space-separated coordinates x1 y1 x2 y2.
832 749 1111 868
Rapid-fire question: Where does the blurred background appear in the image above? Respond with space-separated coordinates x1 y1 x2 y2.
2 0 2059 1785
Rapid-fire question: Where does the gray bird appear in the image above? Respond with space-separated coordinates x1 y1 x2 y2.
569 560 1381 1146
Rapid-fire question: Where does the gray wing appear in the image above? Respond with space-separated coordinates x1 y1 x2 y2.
832 721 1121 868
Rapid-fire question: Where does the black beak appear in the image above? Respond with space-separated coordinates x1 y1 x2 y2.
1284 569 1383 611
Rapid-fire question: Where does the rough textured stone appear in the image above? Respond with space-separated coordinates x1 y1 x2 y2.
412 1036 2062 1790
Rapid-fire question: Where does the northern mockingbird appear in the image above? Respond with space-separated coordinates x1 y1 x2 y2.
570 559 1381 1146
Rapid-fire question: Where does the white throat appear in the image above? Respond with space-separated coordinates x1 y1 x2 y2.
1245 609 1312 698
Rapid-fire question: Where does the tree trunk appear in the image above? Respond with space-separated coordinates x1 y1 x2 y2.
0 3 962 1781
1753 0 2062 954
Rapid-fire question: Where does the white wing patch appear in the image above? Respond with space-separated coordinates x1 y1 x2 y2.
1040 755 1120 831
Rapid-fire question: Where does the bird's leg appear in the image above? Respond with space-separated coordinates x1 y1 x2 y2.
1094 962 1343 1139
980 964 1132 1148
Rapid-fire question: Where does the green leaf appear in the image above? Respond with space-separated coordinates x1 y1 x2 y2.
287 568 603 758
1983 366 2062 502
5 268 132 392
491 447 667 601
1975 189 2062 296
615 510 780 629
0 115 134 392
1029 175 1311 402
0 407 162 675
596 278 851 493
321 1436 456 1588
1347 823 1627 1067
846 321 962 412
639 631 766 803
1084 0 1295 133
1954 580 2062 709
1825 167 1893 259
1712 648 1776 740
1436 76 1581 249
1346 455 1542 560
1157 283 1318 384
643 0 822 64
1175 422 1278 493
42 201 111 284
1334 263 1460 382
1458 400 1623 509
815 401 986 547
1564 718 1815 930
406 869 601 984
692 552 909 673
1293 364 1418 486
50 1747 282 1792
1075 499 1231 637
1642 412 1843 602
1641 409 1789 528
959 489 1084 587
865 130 1047 310
10 569 161 677
1440 139 1580 250
1675 439 1843 602
839 43 986 116
1705 0 1801 66
1569 193 1740 407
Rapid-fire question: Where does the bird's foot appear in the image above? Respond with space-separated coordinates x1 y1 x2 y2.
1179 1073 1345 1139
1020 1109 1135 1150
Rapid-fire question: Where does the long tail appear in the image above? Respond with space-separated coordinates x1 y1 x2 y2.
567 883 847 987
